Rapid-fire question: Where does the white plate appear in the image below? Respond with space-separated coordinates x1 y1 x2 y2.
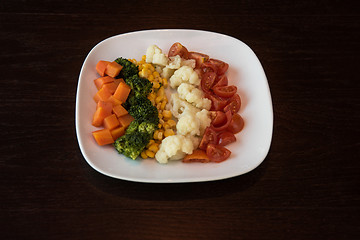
76 29 273 183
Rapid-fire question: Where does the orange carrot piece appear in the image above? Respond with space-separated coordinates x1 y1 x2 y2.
96 101 113 115
93 87 112 103
103 114 120 130
118 114 134 128
113 78 125 87
92 107 111 127
112 104 128 117
113 82 131 103
182 149 210 163
92 128 114 146
94 76 115 90
96 60 110 77
102 82 118 94
107 95 122 106
110 126 125 140
105 61 123 78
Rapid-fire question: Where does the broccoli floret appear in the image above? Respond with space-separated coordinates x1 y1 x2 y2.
128 95 159 124
125 75 153 98
138 122 158 135
114 131 151 160
114 57 139 79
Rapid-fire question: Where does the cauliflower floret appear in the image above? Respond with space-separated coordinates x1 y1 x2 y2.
167 55 182 69
176 110 201 136
196 109 212 135
161 67 175 80
169 93 200 119
155 135 195 164
177 83 212 110
169 66 200 88
145 45 169 66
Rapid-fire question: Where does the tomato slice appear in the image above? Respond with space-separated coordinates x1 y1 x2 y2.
213 85 237 98
228 113 244 134
199 127 218 150
188 52 209 68
168 42 189 59
209 59 229 75
201 72 216 94
206 93 228 111
213 75 228 88
211 111 227 127
224 94 241 114
211 110 232 131
206 144 231 162
200 61 217 73
218 131 237 146
182 149 210 163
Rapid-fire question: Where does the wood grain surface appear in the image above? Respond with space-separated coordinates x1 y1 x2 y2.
1 0 359 239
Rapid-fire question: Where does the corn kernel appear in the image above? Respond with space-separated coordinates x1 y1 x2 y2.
148 143 159 153
158 123 162 129
141 151 148 159
155 95 163 104
163 78 168 87
153 71 160 78
147 139 155 148
148 74 154 81
167 119 176 128
164 129 175 137
145 150 155 158
160 101 167 110
162 110 172 119
153 81 160 89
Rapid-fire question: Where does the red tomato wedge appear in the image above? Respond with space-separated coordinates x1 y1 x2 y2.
218 131 237 146
213 85 237 98
201 71 216 94
206 144 231 162
213 75 228 88
199 127 218 150
228 113 245 134
208 58 229 75
168 42 189 59
188 52 209 68
211 111 227 127
206 93 228 111
224 94 241 114
211 110 232 132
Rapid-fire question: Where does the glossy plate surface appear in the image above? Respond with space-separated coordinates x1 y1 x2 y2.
76 29 273 183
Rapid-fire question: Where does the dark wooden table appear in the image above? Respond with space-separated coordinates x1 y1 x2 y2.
1 0 359 239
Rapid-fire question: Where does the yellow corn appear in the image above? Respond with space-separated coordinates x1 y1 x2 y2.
160 101 167 110
141 151 148 159
164 129 175 137
148 143 159 153
167 119 176 128
162 110 172 119
145 150 155 158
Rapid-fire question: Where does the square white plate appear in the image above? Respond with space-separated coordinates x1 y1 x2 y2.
76 29 273 183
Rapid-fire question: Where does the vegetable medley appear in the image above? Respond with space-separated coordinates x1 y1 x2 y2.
90 42 244 164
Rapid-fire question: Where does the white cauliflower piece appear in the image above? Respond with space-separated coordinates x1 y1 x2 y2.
196 109 212 135
176 110 201 136
177 83 212 110
169 66 200 88
181 59 196 69
145 45 169 66
155 135 195 164
169 93 200 119
161 67 175 80
167 55 182 69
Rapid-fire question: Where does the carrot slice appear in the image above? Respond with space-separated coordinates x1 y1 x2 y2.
92 107 111 127
113 78 125 87
92 128 114 145
103 114 120 130
113 82 131 103
94 76 115 90
93 87 112 103
110 126 125 140
102 82 118 94
112 104 128 117
107 95 122 106
118 114 134 128
182 149 210 163
105 61 123 78
96 61 110 77
96 100 113 115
